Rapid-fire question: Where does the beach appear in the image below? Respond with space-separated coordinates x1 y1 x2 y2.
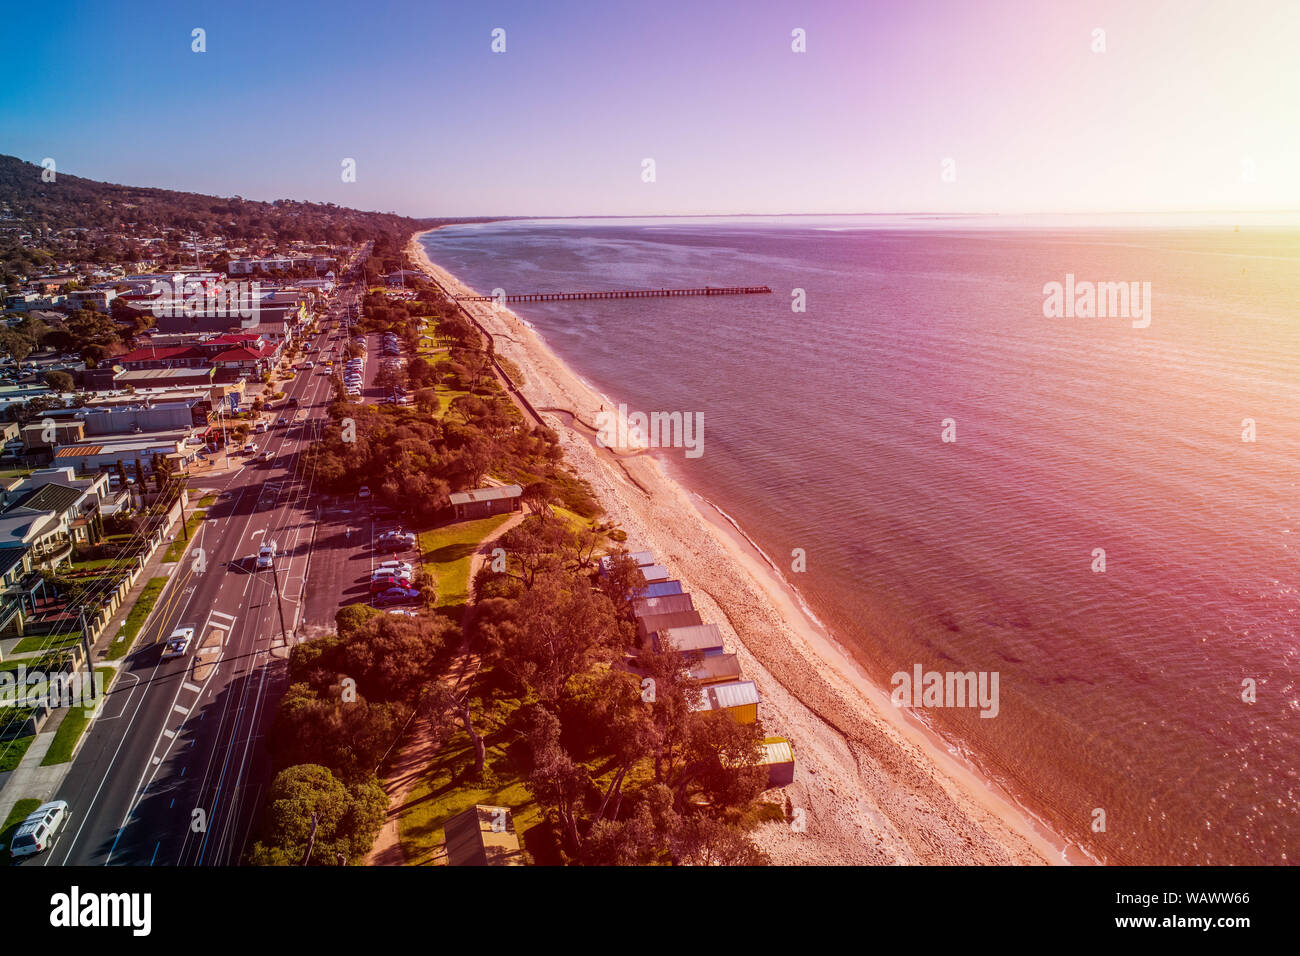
407 231 1078 865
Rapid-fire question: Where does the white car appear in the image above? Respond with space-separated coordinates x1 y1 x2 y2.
8 800 70 859
256 540 277 569
377 560 415 576
162 627 194 658
357 486 371 499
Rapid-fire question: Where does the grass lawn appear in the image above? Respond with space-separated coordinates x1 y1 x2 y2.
436 388 471 417
0 798 40 862
396 678 546 865
198 494 216 508
0 737 35 774
417 514 513 610
69 555 125 571
12 630 81 654
107 576 167 661
39 667 112 766
162 510 206 562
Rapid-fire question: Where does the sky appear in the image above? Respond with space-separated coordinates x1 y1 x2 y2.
2 0 1298 218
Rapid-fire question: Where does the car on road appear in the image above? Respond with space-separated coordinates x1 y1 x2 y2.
162 626 194 658
8 800 70 859
260 451 274 464
278 416 288 425
256 539 277 570
378 531 417 549
357 486 371 499
287 397 298 406
374 587 420 606
244 442 257 455
302 361 314 368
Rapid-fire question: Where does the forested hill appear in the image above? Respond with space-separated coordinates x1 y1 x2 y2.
0 153 477 245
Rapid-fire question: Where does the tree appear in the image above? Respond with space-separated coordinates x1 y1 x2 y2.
246 764 387 866
44 369 75 392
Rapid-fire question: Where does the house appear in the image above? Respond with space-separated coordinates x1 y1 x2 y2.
448 484 523 521
384 270 425 287
5 481 103 547
651 623 724 656
20 420 86 454
443 805 524 866
688 680 760 724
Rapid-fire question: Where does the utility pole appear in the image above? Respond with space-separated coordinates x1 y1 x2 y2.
270 560 290 645
78 607 98 699
176 475 189 541
301 812 318 866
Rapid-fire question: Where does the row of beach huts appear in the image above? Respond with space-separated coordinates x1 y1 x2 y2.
605 549 796 789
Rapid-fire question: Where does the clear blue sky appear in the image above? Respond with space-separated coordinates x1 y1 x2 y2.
2 0 1297 217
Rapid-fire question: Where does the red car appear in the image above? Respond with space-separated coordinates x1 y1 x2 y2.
370 576 412 594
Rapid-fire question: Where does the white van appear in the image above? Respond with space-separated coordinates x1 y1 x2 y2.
9 800 70 858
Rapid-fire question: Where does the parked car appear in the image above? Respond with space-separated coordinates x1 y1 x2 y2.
378 531 417 548
374 587 420 606
377 559 415 574
8 800 70 859
256 539 277 569
370 577 412 593
162 626 194 658
386 608 418 618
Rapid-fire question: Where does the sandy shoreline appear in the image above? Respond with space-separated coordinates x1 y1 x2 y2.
406 229 1082 865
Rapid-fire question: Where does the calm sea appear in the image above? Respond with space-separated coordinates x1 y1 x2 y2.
422 215 1299 865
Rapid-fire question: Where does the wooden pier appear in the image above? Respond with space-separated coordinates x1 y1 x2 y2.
455 285 772 303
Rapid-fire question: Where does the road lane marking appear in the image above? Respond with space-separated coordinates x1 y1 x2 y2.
172 704 190 716
182 682 201 694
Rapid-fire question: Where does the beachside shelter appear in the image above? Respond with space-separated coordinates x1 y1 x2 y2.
635 580 684 599
633 592 695 619
689 680 760 724
654 623 725 657
639 563 672 583
443 805 524 866
688 652 743 685
637 609 704 643
448 484 523 521
759 737 796 787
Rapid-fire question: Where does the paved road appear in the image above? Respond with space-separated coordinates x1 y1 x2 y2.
34 263 389 866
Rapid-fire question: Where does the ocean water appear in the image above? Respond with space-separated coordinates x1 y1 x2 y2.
422 215 1300 865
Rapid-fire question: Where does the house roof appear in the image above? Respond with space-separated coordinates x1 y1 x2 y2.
213 344 275 362
9 483 85 516
0 510 58 548
118 346 205 363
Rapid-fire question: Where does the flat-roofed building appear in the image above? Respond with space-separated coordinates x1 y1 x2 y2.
636 609 704 644
448 484 523 521
687 652 742 685
634 580 684 599
652 622 724 656
688 680 760 724
633 592 695 619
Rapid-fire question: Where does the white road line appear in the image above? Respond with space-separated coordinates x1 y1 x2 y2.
182 682 201 694
172 704 190 717
162 729 176 739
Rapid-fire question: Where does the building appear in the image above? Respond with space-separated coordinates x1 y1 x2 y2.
111 368 217 391
651 623 724 656
51 434 187 473
443 805 524 866
633 593 695 618
688 680 760 724
687 652 743 685
636 609 704 644
758 737 796 787
20 420 86 454
115 345 208 370
634 580 684 599
448 484 523 521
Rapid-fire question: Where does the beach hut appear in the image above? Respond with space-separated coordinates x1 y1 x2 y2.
637 609 704 643
443 805 524 866
687 652 742 685
654 623 725 657
598 550 656 574
758 737 796 787
634 580 684 599
689 680 760 724
633 592 695 619
638 563 672 583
